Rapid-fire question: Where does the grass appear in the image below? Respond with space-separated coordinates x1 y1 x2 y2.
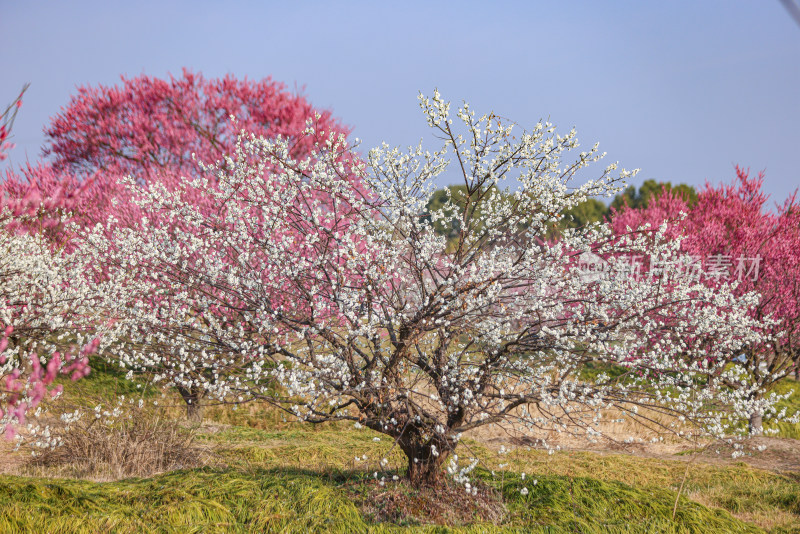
1 366 799 532
0 465 766 533
200 425 800 532
6 421 796 532
766 378 800 439
500 449 800 533
56 356 157 401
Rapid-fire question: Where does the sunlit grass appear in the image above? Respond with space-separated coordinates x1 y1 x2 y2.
0 463 768 533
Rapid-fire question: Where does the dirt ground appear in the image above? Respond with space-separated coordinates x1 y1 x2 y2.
472 425 800 474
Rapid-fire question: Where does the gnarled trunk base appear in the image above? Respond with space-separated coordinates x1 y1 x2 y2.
401 441 449 487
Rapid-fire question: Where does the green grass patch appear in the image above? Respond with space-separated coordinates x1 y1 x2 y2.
499 449 800 533
766 378 800 439
497 470 760 533
55 355 158 404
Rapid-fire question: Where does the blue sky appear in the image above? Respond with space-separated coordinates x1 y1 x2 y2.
2 1 799 203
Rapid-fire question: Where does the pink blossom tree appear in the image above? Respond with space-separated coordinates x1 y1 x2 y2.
6 70 353 249
43 69 350 184
612 167 800 432
1 163 121 248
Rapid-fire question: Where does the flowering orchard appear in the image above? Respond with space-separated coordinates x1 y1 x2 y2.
612 168 800 432
80 91 782 485
0 72 359 419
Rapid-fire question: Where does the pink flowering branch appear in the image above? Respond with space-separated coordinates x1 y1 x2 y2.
0 326 96 439
0 84 28 162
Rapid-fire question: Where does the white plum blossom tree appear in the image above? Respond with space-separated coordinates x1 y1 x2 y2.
87 91 776 485
0 214 98 438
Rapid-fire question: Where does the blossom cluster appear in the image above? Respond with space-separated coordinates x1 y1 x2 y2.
0 218 99 438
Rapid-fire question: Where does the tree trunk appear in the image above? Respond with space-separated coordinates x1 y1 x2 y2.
749 411 763 435
748 387 764 435
400 440 449 487
176 385 203 422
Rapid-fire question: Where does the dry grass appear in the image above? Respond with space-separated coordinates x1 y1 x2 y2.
22 411 213 480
